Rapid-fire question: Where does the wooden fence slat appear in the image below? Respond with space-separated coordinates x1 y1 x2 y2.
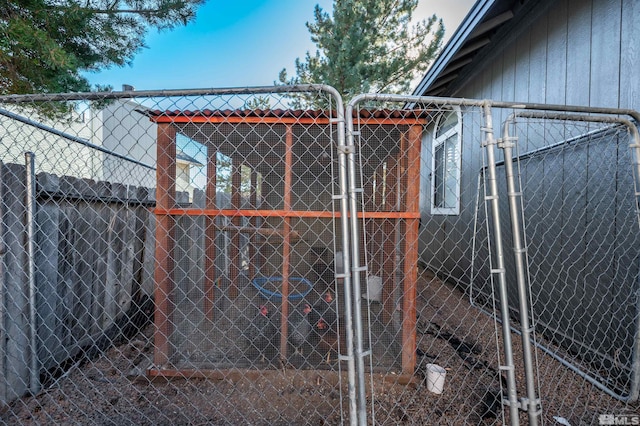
1 164 156 406
1 163 30 402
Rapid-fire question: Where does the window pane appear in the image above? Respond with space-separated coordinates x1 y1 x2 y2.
434 143 445 207
443 135 458 209
433 134 458 209
431 109 460 215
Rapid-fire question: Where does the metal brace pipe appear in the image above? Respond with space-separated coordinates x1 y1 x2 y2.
500 116 541 426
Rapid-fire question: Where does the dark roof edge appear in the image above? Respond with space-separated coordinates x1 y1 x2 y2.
411 0 496 97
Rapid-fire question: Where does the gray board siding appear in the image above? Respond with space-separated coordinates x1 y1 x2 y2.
418 0 640 386
454 0 639 110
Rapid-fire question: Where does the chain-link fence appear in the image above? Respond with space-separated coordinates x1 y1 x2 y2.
343 95 640 425
0 88 639 425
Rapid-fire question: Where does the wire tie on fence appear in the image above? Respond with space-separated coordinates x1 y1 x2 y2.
338 353 352 361
351 187 364 194
338 144 355 154
484 195 497 200
361 349 372 357
491 268 505 274
507 191 522 197
514 247 527 254
335 272 348 279
350 130 361 136
330 117 343 124
352 266 368 273
332 194 346 200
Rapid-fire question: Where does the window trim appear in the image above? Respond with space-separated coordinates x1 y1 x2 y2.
430 107 462 216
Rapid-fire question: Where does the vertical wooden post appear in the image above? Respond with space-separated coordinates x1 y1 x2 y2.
401 125 422 374
203 144 217 320
381 156 399 323
279 125 293 360
154 123 177 366
248 169 258 279
255 176 268 274
229 158 242 299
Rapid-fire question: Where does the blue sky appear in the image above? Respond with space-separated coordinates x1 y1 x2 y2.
84 0 476 91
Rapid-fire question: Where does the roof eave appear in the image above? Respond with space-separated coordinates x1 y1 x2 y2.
411 0 498 97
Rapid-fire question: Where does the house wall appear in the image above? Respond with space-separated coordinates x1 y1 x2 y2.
457 0 639 110
0 105 102 180
419 0 640 372
99 100 156 188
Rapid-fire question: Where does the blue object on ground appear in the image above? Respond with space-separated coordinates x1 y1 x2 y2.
251 277 313 301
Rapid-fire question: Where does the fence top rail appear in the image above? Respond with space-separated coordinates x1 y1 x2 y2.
0 84 343 104
347 93 640 123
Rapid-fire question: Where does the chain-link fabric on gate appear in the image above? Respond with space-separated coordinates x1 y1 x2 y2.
344 95 640 426
0 87 362 425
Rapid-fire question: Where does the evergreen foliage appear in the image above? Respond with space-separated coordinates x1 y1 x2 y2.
278 0 445 108
0 0 204 95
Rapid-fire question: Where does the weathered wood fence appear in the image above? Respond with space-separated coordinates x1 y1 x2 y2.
0 161 156 406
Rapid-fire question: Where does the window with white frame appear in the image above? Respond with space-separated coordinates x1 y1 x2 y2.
430 108 461 215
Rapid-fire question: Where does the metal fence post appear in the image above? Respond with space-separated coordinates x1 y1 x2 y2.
25 151 40 395
326 86 360 426
500 115 541 425
482 102 520 425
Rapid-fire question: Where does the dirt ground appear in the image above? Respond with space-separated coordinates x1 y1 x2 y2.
1 269 638 425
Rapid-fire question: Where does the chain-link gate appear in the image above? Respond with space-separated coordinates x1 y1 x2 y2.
342 95 640 425
0 86 365 425
489 107 640 424
1 87 640 426
344 95 526 425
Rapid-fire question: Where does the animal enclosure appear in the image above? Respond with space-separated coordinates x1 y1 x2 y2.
146 105 427 377
0 87 639 426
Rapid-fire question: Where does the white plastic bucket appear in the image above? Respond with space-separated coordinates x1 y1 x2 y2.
425 363 446 394
363 275 383 302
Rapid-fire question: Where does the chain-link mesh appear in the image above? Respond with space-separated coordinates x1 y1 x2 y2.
345 96 640 425
1 89 639 425
346 97 519 425
0 87 361 425
492 110 640 424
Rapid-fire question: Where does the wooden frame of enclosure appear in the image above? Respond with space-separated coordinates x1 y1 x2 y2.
148 109 425 376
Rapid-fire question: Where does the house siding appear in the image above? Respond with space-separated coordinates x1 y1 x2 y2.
419 0 640 377
457 0 639 110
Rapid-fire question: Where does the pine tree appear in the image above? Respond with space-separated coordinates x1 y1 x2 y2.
0 0 204 95
278 0 445 108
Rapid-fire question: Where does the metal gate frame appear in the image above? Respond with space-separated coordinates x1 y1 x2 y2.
344 94 640 426
498 107 640 404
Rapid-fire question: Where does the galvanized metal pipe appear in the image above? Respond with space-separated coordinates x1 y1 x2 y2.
323 86 359 426
25 151 40 395
481 103 520 425
501 115 540 425
344 110 368 426
0 108 155 170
